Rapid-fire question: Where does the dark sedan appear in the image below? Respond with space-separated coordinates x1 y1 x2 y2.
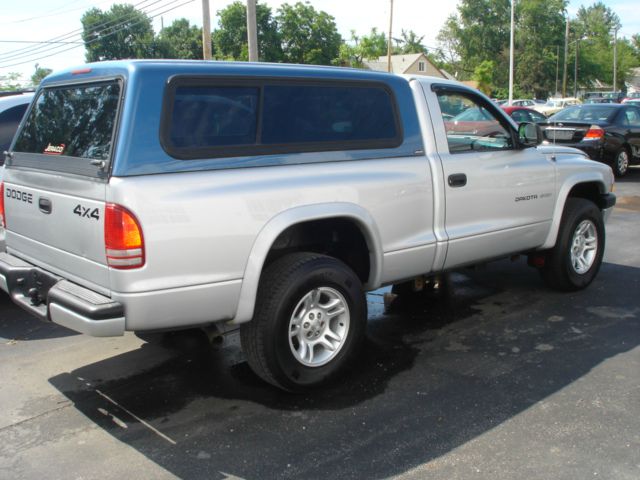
542 104 640 176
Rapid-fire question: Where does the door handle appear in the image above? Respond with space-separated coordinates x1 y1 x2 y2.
448 173 467 187
38 197 52 214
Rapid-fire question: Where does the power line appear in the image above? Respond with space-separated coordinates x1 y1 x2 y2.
0 0 162 61
0 0 195 69
0 0 114 26
0 40 85 45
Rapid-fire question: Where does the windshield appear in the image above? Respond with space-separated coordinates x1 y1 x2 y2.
545 100 560 107
14 81 120 160
548 105 618 123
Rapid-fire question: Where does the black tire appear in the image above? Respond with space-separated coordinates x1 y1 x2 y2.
540 198 605 291
240 253 367 391
613 147 630 177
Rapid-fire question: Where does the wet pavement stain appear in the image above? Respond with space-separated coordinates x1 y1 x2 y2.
50 271 504 425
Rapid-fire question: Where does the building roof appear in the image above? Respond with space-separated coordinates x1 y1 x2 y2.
364 53 445 77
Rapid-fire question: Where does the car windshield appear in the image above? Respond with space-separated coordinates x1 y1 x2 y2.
548 105 618 122
545 100 560 107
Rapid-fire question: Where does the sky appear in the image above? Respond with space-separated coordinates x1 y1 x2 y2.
1 0 639 85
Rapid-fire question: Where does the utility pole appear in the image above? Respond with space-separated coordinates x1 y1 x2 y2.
574 39 579 98
247 0 258 62
201 0 212 60
555 45 559 96
613 27 618 92
508 0 514 105
387 0 394 72
562 17 569 97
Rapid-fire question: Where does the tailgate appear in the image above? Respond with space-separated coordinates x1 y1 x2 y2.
3 172 109 291
3 79 121 294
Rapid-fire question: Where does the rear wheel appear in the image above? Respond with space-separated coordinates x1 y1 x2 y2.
540 198 605 291
613 147 630 177
240 253 366 391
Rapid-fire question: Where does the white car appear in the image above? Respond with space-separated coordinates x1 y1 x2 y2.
534 97 581 117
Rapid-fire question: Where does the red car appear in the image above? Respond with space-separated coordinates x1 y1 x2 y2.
501 105 547 124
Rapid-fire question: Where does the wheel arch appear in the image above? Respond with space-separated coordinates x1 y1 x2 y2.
230 203 383 325
540 174 610 250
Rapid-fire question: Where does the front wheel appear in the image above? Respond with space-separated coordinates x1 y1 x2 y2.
240 253 366 391
613 148 630 177
540 198 605 291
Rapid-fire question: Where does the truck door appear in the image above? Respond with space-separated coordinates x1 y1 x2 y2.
428 86 556 269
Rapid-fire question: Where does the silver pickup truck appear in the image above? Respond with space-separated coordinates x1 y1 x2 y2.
0 61 615 390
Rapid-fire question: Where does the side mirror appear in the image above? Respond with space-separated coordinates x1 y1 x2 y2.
518 122 543 147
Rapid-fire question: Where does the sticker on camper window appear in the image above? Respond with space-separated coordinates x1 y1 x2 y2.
43 143 65 155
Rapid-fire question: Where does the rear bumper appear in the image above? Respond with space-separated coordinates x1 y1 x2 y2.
0 253 125 336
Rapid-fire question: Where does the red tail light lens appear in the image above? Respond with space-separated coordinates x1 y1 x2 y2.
0 183 5 228
584 125 605 141
104 203 145 269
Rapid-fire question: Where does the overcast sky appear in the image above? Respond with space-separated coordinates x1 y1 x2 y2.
1 0 638 83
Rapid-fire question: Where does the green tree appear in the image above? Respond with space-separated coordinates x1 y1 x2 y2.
31 65 53 86
81 4 156 61
399 30 426 55
515 0 566 98
214 1 282 61
473 60 495 94
572 2 629 89
156 19 203 59
436 0 569 97
277 2 342 65
0 72 23 91
335 28 387 67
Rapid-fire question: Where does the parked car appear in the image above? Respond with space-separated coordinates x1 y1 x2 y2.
0 91 34 155
542 103 640 176
584 97 617 104
534 97 581 117
501 105 547 123
509 99 537 107
622 93 640 104
0 61 615 391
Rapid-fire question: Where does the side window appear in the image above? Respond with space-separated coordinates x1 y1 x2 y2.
625 108 640 127
261 84 398 144
163 79 402 158
168 86 259 148
510 109 528 123
529 110 546 123
0 103 29 152
437 91 513 153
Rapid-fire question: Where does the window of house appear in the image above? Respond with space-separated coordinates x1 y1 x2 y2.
418 62 425 72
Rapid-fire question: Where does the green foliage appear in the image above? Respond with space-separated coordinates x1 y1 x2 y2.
277 2 342 65
473 60 495 94
515 0 566 98
398 30 426 55
81 4 156 61
157 19 203 60
437 0 639 98
335 28 387 67
214 1 282 62
0 72 23 91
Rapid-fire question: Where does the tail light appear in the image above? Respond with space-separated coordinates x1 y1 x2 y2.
584 125 605 141
104 203 144 269
0 183 5 228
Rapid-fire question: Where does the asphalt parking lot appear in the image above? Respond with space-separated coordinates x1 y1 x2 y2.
1 170 639 480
